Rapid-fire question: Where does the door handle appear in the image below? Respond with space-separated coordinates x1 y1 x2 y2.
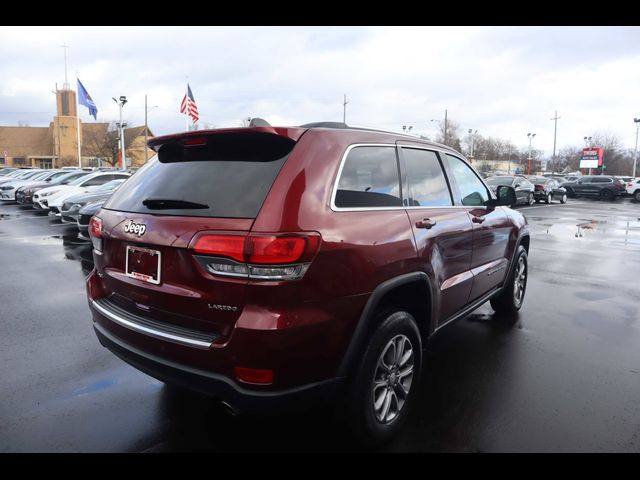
415 218 436 229
471 215 486 224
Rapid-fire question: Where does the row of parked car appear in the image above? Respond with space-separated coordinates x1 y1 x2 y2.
0 166 132 236
482 172 639 206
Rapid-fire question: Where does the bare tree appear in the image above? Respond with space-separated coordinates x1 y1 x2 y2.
434 118 462 151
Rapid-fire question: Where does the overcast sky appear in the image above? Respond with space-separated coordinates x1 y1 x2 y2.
1 26 639 156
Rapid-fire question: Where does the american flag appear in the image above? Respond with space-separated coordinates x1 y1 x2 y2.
180 83 199 123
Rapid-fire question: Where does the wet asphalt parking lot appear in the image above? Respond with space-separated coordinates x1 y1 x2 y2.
1 197 639 452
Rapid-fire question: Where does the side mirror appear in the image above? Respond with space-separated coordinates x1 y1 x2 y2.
495 185 517 206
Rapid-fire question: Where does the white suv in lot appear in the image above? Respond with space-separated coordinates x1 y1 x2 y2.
34 171 131 213
626 178 640 201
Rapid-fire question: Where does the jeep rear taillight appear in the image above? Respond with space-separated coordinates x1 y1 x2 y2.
191 233 321 281
89 216 103 253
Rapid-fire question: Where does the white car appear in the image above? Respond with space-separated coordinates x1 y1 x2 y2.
0 170 64 201
44 172 131 213
0 169 43 188
627 178 640 201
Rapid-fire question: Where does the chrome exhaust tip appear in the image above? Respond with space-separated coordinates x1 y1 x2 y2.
220 400 239 416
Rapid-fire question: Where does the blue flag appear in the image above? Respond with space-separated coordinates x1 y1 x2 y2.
77 78 98 120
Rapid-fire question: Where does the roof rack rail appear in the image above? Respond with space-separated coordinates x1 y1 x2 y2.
300 122 349 129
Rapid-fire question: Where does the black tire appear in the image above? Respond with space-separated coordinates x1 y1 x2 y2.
600 189 614 200
345 309 422 446
560 193 567 204
527 193 535 206
635 191 640 202
490 246 528 316
545 192 552 204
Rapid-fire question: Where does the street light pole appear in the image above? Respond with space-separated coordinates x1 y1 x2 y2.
112 96 127 171
527 133 536 175
550 111 560 172
444 109 448 146
468 129 477 158
633 118 639 178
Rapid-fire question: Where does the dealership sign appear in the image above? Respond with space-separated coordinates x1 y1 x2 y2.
580 147 603 169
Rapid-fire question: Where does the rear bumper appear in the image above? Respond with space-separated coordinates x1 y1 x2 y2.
93 321 345 414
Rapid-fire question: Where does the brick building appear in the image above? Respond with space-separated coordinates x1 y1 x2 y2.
0 87 155 168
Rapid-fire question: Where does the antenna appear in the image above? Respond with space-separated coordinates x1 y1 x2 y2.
61 43 70 90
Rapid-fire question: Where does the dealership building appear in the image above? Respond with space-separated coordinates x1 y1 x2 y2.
0 87 154 169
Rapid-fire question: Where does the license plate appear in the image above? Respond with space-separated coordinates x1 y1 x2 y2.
125 245 161 285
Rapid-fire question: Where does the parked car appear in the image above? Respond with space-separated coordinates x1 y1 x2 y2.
33 171 130 213
77 200 105 239
627 178 640 201
0 169 43 187
0 170 73 201
16 170 92 206
85 122 530 444
485 175 535 206
0 167 18 176
562 175 626 200
527 176 568 204
60 179 127 224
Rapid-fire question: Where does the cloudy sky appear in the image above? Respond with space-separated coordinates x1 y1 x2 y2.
1 26 639 156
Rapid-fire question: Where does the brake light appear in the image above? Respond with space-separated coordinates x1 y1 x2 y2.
534 185 544 191
89 216 103 253
191 233 321 281
193 235 245 262
182 137 207 146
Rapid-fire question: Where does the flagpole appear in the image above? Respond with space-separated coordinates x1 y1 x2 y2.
75 76 82 168
185 78 189 132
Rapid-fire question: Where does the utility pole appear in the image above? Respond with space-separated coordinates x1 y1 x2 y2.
633 118 639 178
343 94 348 124
113 96 127 171
444 109 448 146
550 111 560 171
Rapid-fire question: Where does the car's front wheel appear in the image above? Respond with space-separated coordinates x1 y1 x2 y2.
527 193 535 205
600 189 614 200
560 193 567 204
345 309 422 446
490 245 528 316
545 192 552 204
634 191 640 202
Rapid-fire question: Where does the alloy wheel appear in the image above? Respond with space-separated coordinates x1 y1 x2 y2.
372 334 414 424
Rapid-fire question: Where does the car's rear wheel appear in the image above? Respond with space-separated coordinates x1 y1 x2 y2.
600 189 614 200
634 191 640 202
560 193 567 204
490 245 528 316
545 193 552 204
345 309 422 446
527 193 535 205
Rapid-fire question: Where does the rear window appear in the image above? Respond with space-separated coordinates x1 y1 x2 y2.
103 132 295 218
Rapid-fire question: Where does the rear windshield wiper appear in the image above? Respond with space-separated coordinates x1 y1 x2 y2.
142 198 209 210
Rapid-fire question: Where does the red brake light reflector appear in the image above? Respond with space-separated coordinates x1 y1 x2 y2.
182 137 207 146
234 367 274 385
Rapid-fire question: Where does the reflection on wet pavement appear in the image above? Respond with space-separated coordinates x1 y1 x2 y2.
1 198 640 452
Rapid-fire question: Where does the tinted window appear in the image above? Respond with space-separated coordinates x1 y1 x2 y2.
445 155 490 206
592 177 612 183
105 132 295 218
402 148 451 207
335 146 402 208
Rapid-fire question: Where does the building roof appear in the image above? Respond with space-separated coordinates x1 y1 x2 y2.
0 126 53 157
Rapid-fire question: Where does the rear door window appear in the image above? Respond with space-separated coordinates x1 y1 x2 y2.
334 146 402 208
401 148 452 207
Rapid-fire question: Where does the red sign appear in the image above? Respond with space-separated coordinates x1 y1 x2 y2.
581 147 604 166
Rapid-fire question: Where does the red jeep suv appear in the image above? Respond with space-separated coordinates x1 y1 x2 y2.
87 122 529 443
